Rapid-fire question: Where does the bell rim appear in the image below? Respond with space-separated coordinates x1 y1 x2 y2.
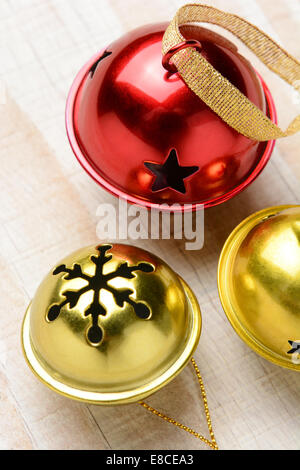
21 276 202 405
218 204 300 372
65 41 277 212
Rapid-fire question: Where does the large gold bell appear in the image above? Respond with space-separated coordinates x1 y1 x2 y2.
22 243 201 404
218 205 300 371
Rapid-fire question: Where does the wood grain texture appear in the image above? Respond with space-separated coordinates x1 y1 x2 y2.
0 0 299 450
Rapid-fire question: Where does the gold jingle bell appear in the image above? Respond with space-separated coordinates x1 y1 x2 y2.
22 243 201 405
218 205 300 371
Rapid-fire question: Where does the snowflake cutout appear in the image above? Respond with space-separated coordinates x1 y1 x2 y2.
287 340 300 355
47 245 155 346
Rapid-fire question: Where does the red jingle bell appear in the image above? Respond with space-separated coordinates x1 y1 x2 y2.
66 23 276 210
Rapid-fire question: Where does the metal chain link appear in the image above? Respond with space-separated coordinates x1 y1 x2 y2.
139 358 218 450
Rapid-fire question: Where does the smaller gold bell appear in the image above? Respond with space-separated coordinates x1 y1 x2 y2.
22 243 201 404
218 205 300 371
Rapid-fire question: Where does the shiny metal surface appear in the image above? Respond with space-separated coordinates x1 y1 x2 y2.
22 243 202 404
218 206 300 371
66 23 276 210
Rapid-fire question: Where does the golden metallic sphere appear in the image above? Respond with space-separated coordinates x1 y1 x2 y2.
218 205 300 371
22 243 201 404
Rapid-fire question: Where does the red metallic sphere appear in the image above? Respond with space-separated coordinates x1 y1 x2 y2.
66 23 276 210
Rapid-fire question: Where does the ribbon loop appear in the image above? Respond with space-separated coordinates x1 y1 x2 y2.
162 3 300 141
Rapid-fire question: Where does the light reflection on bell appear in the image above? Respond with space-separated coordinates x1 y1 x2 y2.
22 243 201 404
218 205 300 371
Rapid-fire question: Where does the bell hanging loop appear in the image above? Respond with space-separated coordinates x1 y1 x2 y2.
162 39 202 73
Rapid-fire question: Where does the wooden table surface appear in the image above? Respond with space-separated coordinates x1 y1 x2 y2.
0 0 300 450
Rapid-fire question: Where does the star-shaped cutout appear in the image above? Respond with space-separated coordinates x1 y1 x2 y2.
89 50 112 78
144 149 199 194
288 340 300 355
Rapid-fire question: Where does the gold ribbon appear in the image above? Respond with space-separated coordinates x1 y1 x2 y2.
162 3 300 141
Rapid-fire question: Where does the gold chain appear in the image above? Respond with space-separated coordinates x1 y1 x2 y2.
162 3 300 141
139 358 218 450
